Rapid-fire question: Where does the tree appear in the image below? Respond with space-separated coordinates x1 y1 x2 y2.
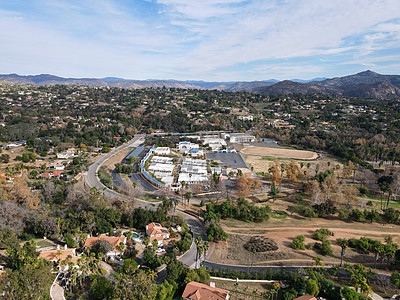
305 279 319 296
195 236 203 268
291 235 305 250
268 160 282 186
349 264 373 296
206 223 228 242
184 191 193 207
268 183 279 202
312 256 325 271
286 160 301 183
0 262 53 299
92 239 113 255
113 268 157 300
337 238 348 267
90 276 115 300
378 175 394 210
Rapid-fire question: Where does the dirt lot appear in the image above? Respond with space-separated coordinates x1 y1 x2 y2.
102 148 131 172
243 155 341 175
241 146 319 160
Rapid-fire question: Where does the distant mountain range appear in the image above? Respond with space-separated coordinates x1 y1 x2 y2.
1 70 400 99
252 71 400 99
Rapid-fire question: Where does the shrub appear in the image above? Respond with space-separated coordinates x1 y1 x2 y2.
315 240 333 256
291 235 305 250
348 238 358 248
349 209 365 222
358 186 369 195
338 209 349 220
306 243 314 250
302 208 317 219
312 229 331 241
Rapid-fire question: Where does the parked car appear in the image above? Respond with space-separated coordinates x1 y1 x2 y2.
58 273 64 280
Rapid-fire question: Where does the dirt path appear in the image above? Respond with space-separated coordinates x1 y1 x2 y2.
224 226 400 237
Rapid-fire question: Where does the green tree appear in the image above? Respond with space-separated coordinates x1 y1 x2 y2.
305 279 319 296
90 276 115 300
268 183 279 202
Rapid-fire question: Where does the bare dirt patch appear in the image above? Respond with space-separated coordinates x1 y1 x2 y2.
241 146 319 160
102 148 131 172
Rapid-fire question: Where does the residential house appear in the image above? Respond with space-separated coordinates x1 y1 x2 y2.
293 294 317 300
182 282 230 300
39 245 78 271
145 222 170 246
84 234 126 258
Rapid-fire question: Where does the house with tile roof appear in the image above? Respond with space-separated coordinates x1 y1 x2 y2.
38 245 79 270
84 234 126 258
145 222 170 246
182 282 230 300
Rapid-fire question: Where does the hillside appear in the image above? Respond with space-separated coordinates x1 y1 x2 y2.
1 71 400 99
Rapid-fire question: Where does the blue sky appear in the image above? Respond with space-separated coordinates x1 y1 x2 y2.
1 0 400 81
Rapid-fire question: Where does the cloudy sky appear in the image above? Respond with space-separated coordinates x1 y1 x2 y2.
1 0 400 81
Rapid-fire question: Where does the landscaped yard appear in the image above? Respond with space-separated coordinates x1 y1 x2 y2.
36 239 55 249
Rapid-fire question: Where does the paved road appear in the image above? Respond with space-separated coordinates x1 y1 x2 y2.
85 134 160 210
129 173 158 192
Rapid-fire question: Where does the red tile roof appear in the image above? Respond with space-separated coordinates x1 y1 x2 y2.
84 234 126 252
182 282 229 300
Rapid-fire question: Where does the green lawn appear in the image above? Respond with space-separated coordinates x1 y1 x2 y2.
36 240 55 249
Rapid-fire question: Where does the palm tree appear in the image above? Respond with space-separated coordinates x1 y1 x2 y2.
233 282 239 300
350 264 373 296
371 241 383 268
203 241 210 261
336 238 348 267
147 269 157 281
198 246 204 268
252 289 258 300
195 236 202 268
184 191 193 208
312 256 325 272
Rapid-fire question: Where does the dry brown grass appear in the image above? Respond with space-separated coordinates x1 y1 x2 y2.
241 146 319 160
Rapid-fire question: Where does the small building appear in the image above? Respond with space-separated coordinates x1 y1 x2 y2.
177 141 200 152
182 282 230 300
223 133 256 143
188 148 204 157
154 147 170 155
237 115 254 121
202 137 227 150
145 222 170 245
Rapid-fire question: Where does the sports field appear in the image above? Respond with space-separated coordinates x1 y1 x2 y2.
241 146 319 160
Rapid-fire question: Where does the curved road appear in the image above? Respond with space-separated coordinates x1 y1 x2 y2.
84 134 159 210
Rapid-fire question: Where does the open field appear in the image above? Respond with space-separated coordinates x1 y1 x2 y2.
208 214 400 267
244 154 341 174
204 193 400 268
240 145 319 160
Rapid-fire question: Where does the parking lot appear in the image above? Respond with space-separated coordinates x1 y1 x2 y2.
206 152 248 169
